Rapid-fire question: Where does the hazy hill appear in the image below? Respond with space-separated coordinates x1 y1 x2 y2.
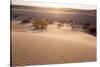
11 5 96 15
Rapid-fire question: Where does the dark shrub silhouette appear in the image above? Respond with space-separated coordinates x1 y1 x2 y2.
48 20 53 25
82 22 90 29
69 20 73 23
88 26 96 36
21 19 31 24
14 15 18 18
59 20 64 24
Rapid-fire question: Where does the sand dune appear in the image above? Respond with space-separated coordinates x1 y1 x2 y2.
12 23 96 66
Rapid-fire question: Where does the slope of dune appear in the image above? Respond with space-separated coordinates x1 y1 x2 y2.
12 22 96 66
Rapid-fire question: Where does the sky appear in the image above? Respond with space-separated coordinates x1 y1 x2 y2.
12 0 97 10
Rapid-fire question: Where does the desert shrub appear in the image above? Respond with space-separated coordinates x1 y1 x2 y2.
33 16 35 18
21 19 31 24
14 15 18 18
69 20 73 23
41 20 48 29
89 27 96 33
68 20 77 30
59 20 64 24
32 20 40 29
67 20 74 26
82 22 90 29
88 26 96 36
48 20 53 24
32 19 48 29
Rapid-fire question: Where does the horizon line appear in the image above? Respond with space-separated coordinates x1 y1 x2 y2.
11 0 97 10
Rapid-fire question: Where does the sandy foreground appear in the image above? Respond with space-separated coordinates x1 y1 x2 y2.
12 22 96 66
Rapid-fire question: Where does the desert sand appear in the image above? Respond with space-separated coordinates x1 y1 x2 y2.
12 22 96 66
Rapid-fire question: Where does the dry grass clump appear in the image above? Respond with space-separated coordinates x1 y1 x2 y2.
32 19 48 29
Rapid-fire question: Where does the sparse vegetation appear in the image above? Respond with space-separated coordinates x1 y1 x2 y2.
88 26 96 36
14 15 18 18
48 20 53 25
82 22 90 29
21 19 31 24
32 19 48 29
68 20 76 30
12 5 96 36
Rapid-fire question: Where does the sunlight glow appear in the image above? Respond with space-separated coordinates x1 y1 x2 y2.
12 0 97 10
